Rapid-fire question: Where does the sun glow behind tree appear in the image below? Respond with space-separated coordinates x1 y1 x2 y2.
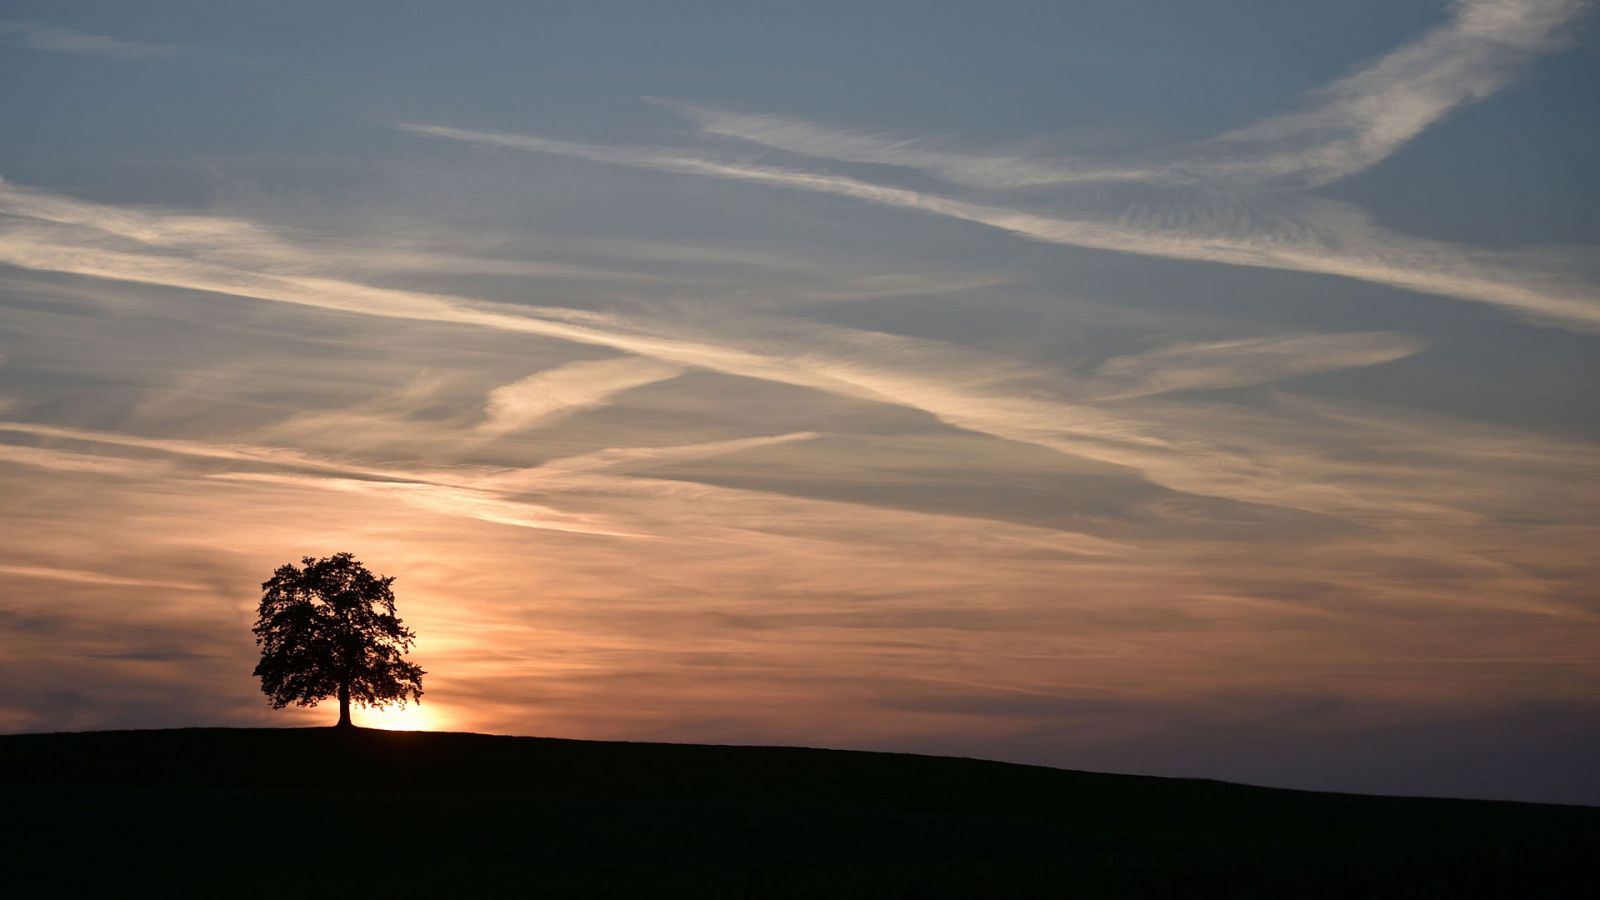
358 702 448 731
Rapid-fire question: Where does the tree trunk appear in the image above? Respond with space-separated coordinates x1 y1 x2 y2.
336 682 352 728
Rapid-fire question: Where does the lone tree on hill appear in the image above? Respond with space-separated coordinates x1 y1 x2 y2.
253 552 424 728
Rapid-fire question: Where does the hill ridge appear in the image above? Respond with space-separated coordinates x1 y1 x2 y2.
5 727 1597 898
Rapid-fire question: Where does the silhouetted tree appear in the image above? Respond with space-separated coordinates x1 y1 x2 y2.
252 552 424 728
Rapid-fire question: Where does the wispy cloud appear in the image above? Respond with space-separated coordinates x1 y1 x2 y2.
4 167 1596 628
400 124 1600 331
0 21 179 60
389 0 1596 336
658 0 1589 190
211 472 636 537
494 432 820 481
0 564 204 590
652 99 1160 189
479 357 685 435
0 420 395 476
1203 0 1589 186
0 442 170 477
1 179 1577 528
1092 332 1425 399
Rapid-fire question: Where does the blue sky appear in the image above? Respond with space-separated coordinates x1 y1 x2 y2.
1 1 1598 804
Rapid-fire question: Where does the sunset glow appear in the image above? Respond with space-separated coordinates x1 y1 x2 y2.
1 0 1597 806
358 703 447 733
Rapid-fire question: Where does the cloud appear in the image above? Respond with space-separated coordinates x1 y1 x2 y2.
210 472 637 537
1 418 827 539
0 442 170 477
479 357 685 435
652 99 1159 189
0 564 205 590
657 1 1589 190
450 0 1591 338
1092 332 1425 399
0 420 389 476
399 125 1600 332
0 21 179 60
2 178 1593 533
497 432 820 481
1203 0 1589 186
0 180 900 397
2 411 1129 562
0 187 1514 531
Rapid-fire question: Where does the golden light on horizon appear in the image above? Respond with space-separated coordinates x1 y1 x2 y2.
358 703 448 732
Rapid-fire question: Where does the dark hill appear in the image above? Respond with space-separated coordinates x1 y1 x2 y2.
3 728 1596 898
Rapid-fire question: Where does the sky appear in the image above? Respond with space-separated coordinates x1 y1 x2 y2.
1 0 1597 805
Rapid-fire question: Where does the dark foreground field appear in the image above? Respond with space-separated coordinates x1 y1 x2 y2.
3 728 1596 898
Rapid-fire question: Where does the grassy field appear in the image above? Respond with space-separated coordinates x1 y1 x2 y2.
3 727 1596 897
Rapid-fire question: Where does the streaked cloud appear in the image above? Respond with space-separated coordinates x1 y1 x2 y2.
0 21 179 60
1203 0 1589 186
0 442 170 477
479 357 685 435
653 99 1160 189
658 0 1588 190
0 180 1582 530
1092 332 1425 399
400 125 1600 331
393 0 1597 332
0 564 204 590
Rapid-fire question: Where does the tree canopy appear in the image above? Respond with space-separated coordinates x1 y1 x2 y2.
252 552 424 727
